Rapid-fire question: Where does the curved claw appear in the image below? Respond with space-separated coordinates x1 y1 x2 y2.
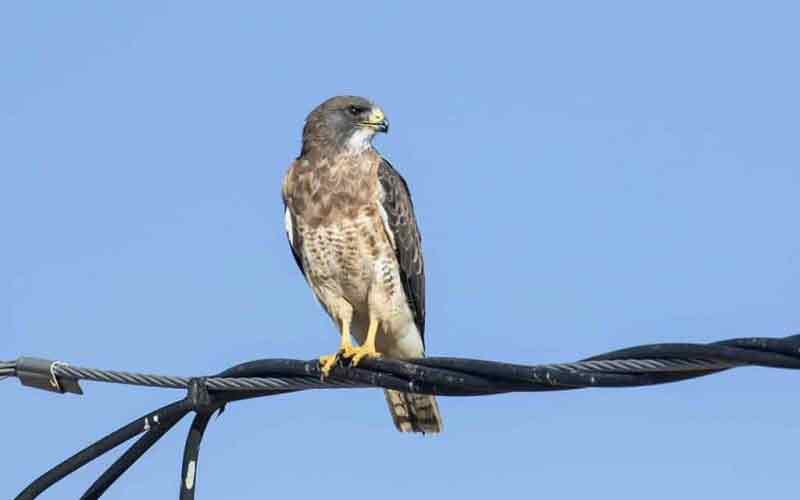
340 345 358 359
318 344 362 377
348 346 381 367
318 353 340 377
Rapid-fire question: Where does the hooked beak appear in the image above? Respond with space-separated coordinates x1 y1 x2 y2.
362 108 389 133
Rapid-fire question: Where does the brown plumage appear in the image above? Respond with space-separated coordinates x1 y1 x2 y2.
281 96 442 433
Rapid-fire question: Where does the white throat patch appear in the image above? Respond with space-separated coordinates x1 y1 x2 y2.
345 128 375 153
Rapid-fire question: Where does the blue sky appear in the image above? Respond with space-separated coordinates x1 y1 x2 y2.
3 2 800 498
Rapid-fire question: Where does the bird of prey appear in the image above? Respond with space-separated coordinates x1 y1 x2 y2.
281 96 442 434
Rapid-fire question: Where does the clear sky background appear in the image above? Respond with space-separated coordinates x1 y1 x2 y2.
3 2 800 498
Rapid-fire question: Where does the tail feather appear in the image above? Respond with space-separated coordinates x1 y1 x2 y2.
384 389 443 434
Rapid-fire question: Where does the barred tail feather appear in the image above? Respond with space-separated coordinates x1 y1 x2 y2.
384 389 443 434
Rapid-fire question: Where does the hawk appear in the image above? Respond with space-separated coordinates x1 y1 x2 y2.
281 96 442 434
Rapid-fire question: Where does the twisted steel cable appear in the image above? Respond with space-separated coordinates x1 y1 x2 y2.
0 360 15 380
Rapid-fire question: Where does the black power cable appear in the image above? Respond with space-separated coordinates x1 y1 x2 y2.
5 333 800 499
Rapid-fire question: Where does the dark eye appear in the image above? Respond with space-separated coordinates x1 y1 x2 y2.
348 105 361 115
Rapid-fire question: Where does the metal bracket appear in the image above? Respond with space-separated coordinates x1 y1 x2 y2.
187 377 213 413
16 357 84 395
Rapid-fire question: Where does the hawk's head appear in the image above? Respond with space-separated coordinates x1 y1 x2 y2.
301 96 389 155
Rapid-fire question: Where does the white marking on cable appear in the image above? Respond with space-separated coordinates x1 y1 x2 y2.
185 460 196 490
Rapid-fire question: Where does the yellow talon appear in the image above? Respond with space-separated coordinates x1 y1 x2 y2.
340 344 357 358
319 317 382 374
318 353 339 377
318 317 357 377
349 345 380 366
348 318 381 366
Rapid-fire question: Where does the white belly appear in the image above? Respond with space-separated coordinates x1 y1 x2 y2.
299 215 424 359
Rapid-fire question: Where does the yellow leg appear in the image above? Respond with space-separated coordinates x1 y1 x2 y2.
319 318 355 377
338 322 357 357
348 318 381 366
